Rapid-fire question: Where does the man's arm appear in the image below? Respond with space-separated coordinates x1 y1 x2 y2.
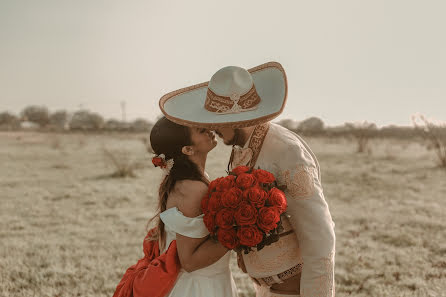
277 143 336 297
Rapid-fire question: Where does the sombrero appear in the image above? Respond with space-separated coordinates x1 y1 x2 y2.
159 61 287 129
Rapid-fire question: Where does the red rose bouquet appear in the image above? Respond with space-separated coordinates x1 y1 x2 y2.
201 166 288 253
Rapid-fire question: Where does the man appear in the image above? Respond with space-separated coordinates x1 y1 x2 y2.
159 61 336 297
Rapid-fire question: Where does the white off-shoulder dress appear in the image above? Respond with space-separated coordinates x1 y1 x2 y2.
160 207 239 297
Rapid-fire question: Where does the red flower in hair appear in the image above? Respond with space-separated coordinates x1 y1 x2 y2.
152 155 166 168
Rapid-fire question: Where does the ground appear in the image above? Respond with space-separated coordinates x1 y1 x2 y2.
0 131 445 297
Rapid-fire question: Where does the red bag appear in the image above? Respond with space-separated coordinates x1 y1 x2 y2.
113 229 181 297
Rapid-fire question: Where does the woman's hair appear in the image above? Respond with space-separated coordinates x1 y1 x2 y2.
147 117 208 249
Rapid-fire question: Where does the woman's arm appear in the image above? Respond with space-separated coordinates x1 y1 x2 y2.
176 234 228 272
174 180 229 272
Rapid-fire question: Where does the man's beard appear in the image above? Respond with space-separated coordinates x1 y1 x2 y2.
227 129 245 146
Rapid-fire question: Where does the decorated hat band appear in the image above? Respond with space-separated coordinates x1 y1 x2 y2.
205 85 261 115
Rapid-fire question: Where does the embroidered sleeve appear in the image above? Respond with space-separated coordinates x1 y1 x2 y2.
279 164 318 199
276 141 336 297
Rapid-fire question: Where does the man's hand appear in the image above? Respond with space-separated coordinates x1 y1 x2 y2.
237 251 247 273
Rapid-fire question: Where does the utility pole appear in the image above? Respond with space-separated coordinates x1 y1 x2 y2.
120 101 126 122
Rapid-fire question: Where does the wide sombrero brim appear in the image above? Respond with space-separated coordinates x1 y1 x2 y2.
159 61 287 129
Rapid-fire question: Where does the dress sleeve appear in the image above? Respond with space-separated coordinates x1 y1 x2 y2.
160 207 210 238
275 138 336 297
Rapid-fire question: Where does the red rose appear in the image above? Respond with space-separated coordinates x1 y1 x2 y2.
208 192 223 214
209 177 224 193
152 157 165 168
232 166 251 176
252 169 275 184
234 202 257 225
221 187 243 209
257 207 280 232
203 212 216 234
215 208 235 229
200 195 210 213
243 186 267 208
267 188 287 214
236 173 257 189
217 228 239 249
237 225 263 247
217 175 236 192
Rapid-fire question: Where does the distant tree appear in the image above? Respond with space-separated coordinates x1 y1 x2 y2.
297 117 325 134
49 110 69 130
69 110 104 130
277 119 299 131
21 105 50 127
0 112 20 129
345 121 377 153
412 114 446 168
103 119 132 131
325 125 351 137
104 119 123 131
379 125 418 139
130 118 153 132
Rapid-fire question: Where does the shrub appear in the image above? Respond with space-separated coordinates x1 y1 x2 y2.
379 125 418 139
49 110 69 130
130 118 153 132
412 114 446 168
0 112 20 130
102 148 139 178
69 110 104 130
104 119 128 131
345 121 377 153
297 117 325 135
276 119 299 131
21 106 50 127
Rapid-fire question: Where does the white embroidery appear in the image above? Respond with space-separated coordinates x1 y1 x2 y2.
278 165 317 200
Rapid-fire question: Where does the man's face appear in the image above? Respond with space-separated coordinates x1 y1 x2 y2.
214 127 239 145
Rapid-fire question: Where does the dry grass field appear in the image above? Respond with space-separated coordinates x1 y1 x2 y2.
1 131 445 297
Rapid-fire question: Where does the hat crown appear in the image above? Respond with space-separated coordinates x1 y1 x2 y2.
208 66 253 97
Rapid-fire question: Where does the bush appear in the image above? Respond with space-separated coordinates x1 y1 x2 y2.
0 112 20 129
276 119 299 131
412 114 446 168
69 110 104 130
325 125 351 138
297 117 325 135
379 125 418 139
102 148 139 178
21 106 50 127
345 121 377 153
49 110 69 130
104 119 129 131
130 118 153 132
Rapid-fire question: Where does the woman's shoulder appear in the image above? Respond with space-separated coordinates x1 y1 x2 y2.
175 179 208 192
173 180 208 217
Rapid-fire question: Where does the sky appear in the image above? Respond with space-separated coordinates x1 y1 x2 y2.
0 0 445 127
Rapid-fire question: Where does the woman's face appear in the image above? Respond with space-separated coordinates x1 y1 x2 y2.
188 127 217 154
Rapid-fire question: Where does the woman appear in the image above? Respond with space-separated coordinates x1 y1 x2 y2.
116 116 238 297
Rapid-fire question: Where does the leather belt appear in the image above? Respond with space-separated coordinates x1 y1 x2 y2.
248 229 300 287
253 263 303 287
